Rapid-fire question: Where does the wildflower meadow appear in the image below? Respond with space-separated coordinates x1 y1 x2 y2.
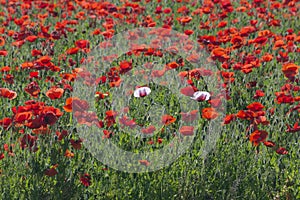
0 0 299 199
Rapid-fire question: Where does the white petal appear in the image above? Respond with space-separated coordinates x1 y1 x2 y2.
133 87 151 98
190 91 210 101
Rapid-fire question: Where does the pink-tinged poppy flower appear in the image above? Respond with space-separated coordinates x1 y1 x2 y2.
80 173 91 187
141 125 156 134
161 115 176 125
208 98 222 108
134 86 151 98
179 126 194 136
180 86 197 97
249 130 268 146
139 160 150 166
191 91 210 102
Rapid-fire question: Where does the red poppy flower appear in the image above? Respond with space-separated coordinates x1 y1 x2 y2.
282 63 299 80
161 115 176 125
14 111 33 124
46 87 64 99
179 126 194 136
254 90 265 99
166 61 179 70
0 153 4 160
80 173 91 187
223 114 236 125
63 97 89 112
45 165 58 177
211 47 230 62
19 134 37 150
66 47 80 55
102 130 113 139
249 130 268 146
43 111 58 125
24 81 40 98
119 60 132 74
105 110 118 127
0 88 17 100
26 35 38 42
36 56 52 67
263 141 276 147
0 117 12 130
202 108 219 120
247 102 264 112
75 39 90 49
261 53 273 62
276 147 288 155
0 50 8 56
0 37 5 46
286 122 300 133
177 16 192 24
275 92 294 104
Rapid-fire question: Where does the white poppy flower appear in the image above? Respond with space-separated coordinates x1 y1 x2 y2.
134 86 151 98
190 91 210 101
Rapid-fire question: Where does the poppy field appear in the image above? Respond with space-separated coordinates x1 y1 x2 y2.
0 0 299 199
